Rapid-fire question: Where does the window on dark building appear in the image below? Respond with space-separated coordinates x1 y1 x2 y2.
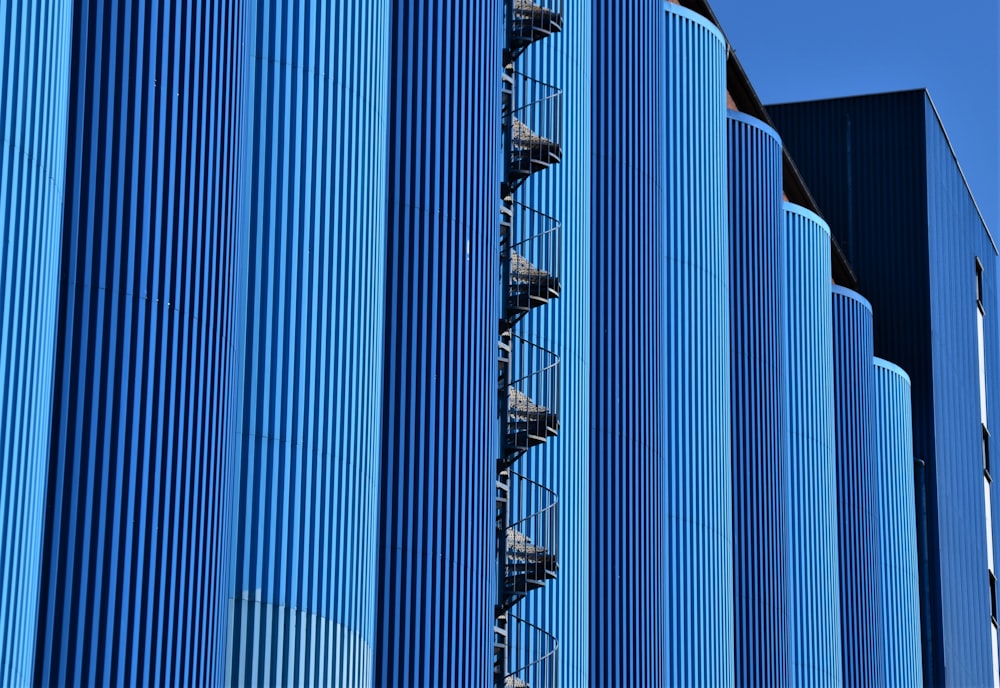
986 426 993 480
978 258 985 314
991 570 997 625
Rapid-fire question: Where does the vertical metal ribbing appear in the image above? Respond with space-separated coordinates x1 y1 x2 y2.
831 286 885 687
772 94 942 683
727 111 788 688
660 5 732 687
31 2 250 686
377 2 500 686
922 95 1000 688
873 358 923 687
783 203 842 687
0 2 72 685
225 4 388 686
774 92 1000 686
514 1 589 685
590 2 663 684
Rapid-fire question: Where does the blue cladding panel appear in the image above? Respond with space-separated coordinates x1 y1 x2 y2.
516 1 592 685
661 7 732 687
831 287 884 687
32 3 249 686
771 91 1000 687
873 359 923 687
727 110 787 688
590 1 663 684
226 4 388 686
377 3 499 686
768 93 940 680
0 1 72 684
768 98 933 456
924 95 1000 688
783 204 841 687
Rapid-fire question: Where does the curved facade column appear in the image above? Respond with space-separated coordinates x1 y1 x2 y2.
831 286 885 687
873 358 923 686
727 111 788 687
32 2 251 686
589 1 664 684
0 2 72 684
661 6 733 686
225 4 389 687
783 203 842 686
515 1 592 685
376 3 500 686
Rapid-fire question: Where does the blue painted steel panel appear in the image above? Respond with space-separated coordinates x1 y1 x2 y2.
0 1 72 684
225 5 388 686
831 286 884 687
727 110 787 688
771 91 1000 687
660 6 733 687
924 95 1000 688
590 1 664 683
31 3 250 685
782 203 841 687
873 358 923 687
770 93 940 681
376 3 500 686
515 1 591 685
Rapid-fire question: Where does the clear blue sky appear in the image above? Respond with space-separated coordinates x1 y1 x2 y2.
707 0 1000 235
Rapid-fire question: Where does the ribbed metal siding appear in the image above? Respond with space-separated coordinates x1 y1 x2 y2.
768 97 933 415
923 95 1000 688
767 94 942 681
0 2 72 684
727 110 787 688
873 358 923 687
771 91 1000 687
661 7 732 687
376 3 499 686
783 203 842 687
831 286 884 687
515 1 592 685
226 5 388 687
32 3 249 685
590 1 663 684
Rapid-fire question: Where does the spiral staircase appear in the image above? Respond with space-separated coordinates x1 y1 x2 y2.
496 2 564 687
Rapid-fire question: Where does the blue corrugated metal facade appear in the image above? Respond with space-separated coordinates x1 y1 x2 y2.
772 91 1000 687
31 2 250 685
924 94 1000 688
0 4 961 686
783 203 842 687
226 4 388 686
515 0 591 685
661 6 733 686
873 358 923 686
727 110 788 688
589 1 665 684
831 286 885 687
375 2 499 686
0 1 72 684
